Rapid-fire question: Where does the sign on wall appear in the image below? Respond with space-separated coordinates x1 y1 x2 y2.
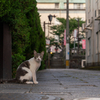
46 39 50 45
55 35 59 42
73 29 78 38
82 39 86 49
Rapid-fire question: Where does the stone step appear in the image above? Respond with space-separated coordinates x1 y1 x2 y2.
50 65 65 68
49 56 65 68
50 61 65 68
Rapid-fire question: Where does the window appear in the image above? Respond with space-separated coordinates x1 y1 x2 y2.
99 32 100 53
88 38 91 56
55 3 59 9
74 3 83 9
95 10 96 17
88 0 91 11
96 32 100 53
96 32 98 53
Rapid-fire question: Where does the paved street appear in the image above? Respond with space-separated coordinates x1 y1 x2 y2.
0 69 100 100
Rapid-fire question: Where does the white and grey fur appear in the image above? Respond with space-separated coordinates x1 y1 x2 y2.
0 50 44 84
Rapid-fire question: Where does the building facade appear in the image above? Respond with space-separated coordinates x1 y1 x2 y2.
36 0 86 37
83 0 100 67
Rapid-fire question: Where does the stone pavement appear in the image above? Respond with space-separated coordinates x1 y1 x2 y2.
0 69 100 100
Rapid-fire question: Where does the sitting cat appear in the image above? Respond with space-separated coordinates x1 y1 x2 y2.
0 50 44 84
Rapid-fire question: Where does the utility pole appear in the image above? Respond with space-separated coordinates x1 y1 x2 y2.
77 18 79 54
66 0 69 68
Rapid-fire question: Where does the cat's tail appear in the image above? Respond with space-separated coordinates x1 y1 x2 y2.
0 78 18 84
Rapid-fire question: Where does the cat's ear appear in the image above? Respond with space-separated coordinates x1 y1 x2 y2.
41 51 44 56
34 50 37 56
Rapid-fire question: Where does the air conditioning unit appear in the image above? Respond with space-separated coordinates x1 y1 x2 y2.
98 1 100 9
95 9 100 20
82 19 92 32
90 17 93 23
82 23 86 31
86 19 90 27
97 9 100 17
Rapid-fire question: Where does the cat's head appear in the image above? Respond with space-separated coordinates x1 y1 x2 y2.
34 50 44 62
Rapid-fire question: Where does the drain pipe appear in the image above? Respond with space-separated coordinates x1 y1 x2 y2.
81 59 86 68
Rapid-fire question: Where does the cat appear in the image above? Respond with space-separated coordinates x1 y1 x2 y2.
0 50 44 84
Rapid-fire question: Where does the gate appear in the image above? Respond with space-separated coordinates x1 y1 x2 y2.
45 47 85 69
46 46 66 69
70 49 85 68
50 53 66 68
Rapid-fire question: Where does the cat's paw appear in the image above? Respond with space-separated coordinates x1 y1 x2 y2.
26 81 33 84
34 81 38 84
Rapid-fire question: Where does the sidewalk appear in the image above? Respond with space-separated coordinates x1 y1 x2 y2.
0 69 100 100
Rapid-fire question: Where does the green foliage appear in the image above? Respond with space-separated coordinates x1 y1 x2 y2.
0 0 11 17
12 54 26 78
50 17 85 48
0 0 46 77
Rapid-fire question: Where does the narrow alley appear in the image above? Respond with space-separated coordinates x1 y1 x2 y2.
0 69 100 100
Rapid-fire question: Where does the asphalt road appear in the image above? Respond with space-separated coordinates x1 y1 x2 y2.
0 69 100 100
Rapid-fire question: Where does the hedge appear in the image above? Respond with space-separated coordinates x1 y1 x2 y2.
0 0 46 77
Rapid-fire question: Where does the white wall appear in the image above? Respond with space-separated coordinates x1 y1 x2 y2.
86 0 100 65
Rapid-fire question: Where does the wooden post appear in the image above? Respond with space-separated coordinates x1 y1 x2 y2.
0 21 12 79
44 21 45 34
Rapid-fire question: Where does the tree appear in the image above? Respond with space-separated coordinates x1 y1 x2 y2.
49 17 85 48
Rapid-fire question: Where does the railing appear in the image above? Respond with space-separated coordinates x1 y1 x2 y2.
70 49 85 56
70 49 86 68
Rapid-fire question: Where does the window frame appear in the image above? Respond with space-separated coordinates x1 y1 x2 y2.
55 3 59 9
74 3 84 9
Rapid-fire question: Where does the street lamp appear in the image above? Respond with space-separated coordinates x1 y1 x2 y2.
48 14 53 24
43 14 56 35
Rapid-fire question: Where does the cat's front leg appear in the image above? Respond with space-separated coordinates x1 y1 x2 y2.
34 81 38 84
33 72 38 84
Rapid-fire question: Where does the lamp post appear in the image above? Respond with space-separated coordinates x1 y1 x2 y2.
66 0 70 68
44 14 56 68
43 14 56 35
